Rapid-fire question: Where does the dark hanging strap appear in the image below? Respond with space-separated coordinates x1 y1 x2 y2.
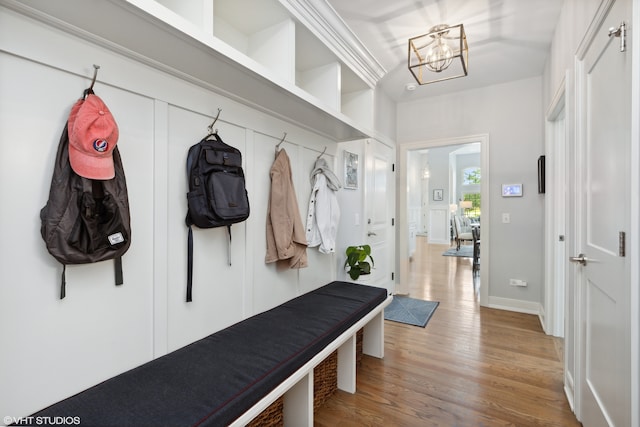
227 225 232 266
59 259 121 299
114 257 123 286
89 179 123 288
187 225 230 301
91 179 104 198
60 265 67 299
187 225 194 302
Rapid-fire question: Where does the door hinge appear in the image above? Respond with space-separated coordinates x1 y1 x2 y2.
391 272 394 281
619 231 626 257
392 218 395 226
392 163 395 172
608 22 626 52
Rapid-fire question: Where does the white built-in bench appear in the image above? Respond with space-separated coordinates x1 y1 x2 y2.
24 281 391 426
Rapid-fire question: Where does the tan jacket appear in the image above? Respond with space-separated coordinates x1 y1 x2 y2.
265 149 308 268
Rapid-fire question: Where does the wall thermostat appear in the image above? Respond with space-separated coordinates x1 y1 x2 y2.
502 183 523 197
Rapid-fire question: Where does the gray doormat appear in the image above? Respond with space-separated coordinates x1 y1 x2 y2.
384 296 439 328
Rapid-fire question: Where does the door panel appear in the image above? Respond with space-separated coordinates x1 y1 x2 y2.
587 36 627 257
428 207 448 244
365 140 394 294
577 0 631 425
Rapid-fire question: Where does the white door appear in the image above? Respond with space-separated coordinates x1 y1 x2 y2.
365 139 395 294
574 0 631 425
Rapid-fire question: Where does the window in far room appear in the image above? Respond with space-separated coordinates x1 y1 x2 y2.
462 167 481 219
463 167 481 185
462 193 481 219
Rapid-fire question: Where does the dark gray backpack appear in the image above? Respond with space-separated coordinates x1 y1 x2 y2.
40 115 131 299
185 132 250 302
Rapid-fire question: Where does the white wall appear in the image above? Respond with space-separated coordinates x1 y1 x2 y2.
397 77 544 309
429 147 453 209
406 150 421 254
543 0 602 109
374 89 397 142
419 153 430 233
0 9 344 418
426 147 452 244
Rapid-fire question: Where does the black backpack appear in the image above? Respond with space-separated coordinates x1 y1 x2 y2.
185 132 250 302
40 112 131 299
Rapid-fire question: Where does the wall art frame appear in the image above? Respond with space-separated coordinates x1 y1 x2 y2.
344 151 358 189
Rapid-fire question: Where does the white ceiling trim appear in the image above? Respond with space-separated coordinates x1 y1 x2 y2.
280 0 387 88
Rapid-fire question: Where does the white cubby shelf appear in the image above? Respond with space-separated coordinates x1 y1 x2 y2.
9 0 381 141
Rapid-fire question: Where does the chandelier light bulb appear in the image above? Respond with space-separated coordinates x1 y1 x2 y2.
425 33 453 72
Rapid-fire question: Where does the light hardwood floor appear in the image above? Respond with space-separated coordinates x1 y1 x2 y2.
315 237 581 426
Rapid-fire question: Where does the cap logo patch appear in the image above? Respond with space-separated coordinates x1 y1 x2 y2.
93 139 109 152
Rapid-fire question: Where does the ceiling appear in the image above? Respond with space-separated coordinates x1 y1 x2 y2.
326 0 564 102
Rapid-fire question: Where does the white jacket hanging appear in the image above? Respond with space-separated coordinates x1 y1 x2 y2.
306 158 341 254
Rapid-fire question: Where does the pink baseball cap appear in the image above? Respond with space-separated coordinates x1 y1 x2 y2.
68 94 119 180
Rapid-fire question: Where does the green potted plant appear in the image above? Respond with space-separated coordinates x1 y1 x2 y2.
344 245 374 280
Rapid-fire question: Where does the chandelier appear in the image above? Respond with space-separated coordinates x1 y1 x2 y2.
408 24 468 85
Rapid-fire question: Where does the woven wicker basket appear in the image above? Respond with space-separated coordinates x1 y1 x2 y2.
356 328 363 366
247 328 365 424
314 350 338 411
246 396 284 427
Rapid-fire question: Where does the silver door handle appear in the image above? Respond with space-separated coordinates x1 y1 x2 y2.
569 253 589 266
608 22 626 52
367 232 377 236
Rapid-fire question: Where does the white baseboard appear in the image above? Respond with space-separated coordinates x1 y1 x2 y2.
486 296 541 315
538 304 548 334
564 371 576 413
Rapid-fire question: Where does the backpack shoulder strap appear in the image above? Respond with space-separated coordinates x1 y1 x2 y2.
187 224 194 302
60 265 66 299
186 143 199 175
227 225 232 267
114 256 123 287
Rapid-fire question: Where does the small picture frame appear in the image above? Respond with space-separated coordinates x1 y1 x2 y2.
433 189 443 201
502 183 523 197
344 151 358 190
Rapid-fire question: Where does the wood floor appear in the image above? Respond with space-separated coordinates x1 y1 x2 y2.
315 237 581 426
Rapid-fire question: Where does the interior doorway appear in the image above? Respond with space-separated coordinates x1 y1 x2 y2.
397 134 489 306
407 143 481 246
545 81 568 339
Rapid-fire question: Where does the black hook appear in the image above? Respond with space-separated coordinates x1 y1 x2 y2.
83 64 100 98
89 64 100 91
276 132 287 150
207 108 222 136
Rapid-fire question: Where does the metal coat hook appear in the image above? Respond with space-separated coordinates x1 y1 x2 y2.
317 146 327 159
89 64 100 91
207 108 222 136
276 132 287 150
83 64 100 98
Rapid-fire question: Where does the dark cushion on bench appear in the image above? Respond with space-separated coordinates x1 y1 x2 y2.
28 281 388 426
